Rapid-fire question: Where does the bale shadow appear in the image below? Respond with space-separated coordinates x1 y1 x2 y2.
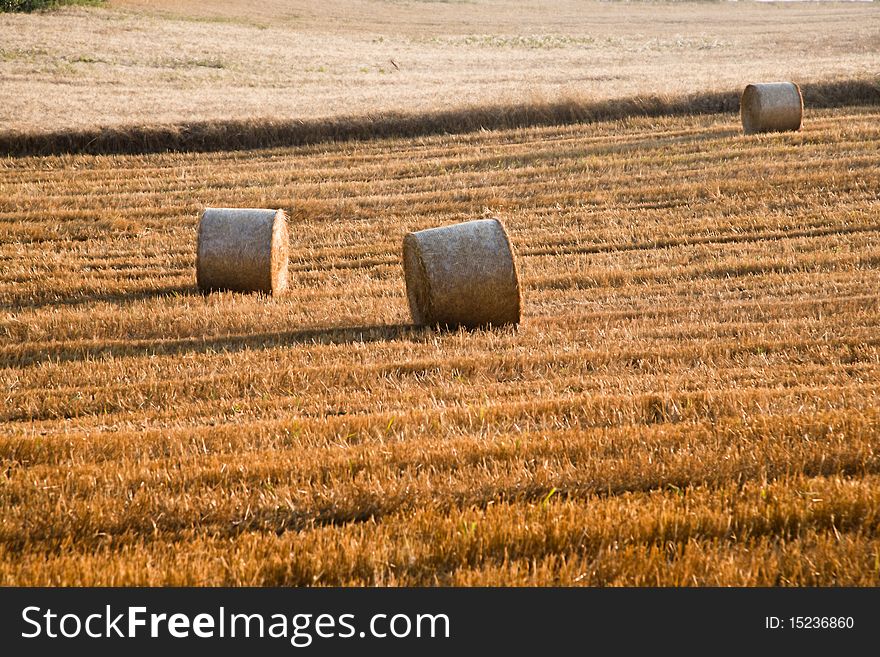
7 323 423 367
6 284 200 312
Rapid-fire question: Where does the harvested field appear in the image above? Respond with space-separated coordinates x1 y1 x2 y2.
2 107 879 585
1 0 879 133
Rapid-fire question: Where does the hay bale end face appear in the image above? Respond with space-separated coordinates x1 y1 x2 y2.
196 208 289 294
403 218 521 329
741 82 803 135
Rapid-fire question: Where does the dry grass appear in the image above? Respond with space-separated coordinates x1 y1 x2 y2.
1 78 877 157
2 107 879 585
0 0 878 133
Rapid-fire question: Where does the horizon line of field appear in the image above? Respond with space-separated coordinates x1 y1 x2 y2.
1 77 878 158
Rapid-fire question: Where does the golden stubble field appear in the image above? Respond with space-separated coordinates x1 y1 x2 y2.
0 0 878 131
1 106 879 585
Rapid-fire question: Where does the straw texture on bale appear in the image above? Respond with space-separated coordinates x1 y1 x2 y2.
196 208 289 294
403 218 521 329
740 82 804 135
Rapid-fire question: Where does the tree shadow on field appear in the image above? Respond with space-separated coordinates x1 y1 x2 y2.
8 323 425 367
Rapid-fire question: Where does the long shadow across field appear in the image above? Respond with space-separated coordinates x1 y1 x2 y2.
4 284 200 312
4 323 423 368
2 78 877 157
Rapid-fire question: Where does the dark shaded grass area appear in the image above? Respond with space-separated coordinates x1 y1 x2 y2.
1 0 103 12
3 323 420 370
2 78 878 157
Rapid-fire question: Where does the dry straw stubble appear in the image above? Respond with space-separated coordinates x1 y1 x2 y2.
403 218 521 329
196 208 289 295
1 79 877 157
3 109 880 586
740 82 804 135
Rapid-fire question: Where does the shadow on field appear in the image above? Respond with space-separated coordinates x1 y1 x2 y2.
3 77 877 157
8 284 200 312
6 323 423 368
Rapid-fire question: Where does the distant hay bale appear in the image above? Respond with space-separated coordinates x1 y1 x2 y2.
740 82 803 135
403 218 521 329
196 208 289 294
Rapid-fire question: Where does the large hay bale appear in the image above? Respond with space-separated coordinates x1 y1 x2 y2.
196 208 289 294
403 218 521 329
740 82 803 135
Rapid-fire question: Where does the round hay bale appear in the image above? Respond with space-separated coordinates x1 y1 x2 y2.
403 218 521 329
740 82 803 135
196 208 289 294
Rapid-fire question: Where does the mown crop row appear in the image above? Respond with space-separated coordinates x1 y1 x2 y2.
1 108 878 584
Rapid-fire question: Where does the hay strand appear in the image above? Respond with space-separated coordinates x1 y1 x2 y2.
196 208 289 294
741 82 804 135
403 218 521 329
